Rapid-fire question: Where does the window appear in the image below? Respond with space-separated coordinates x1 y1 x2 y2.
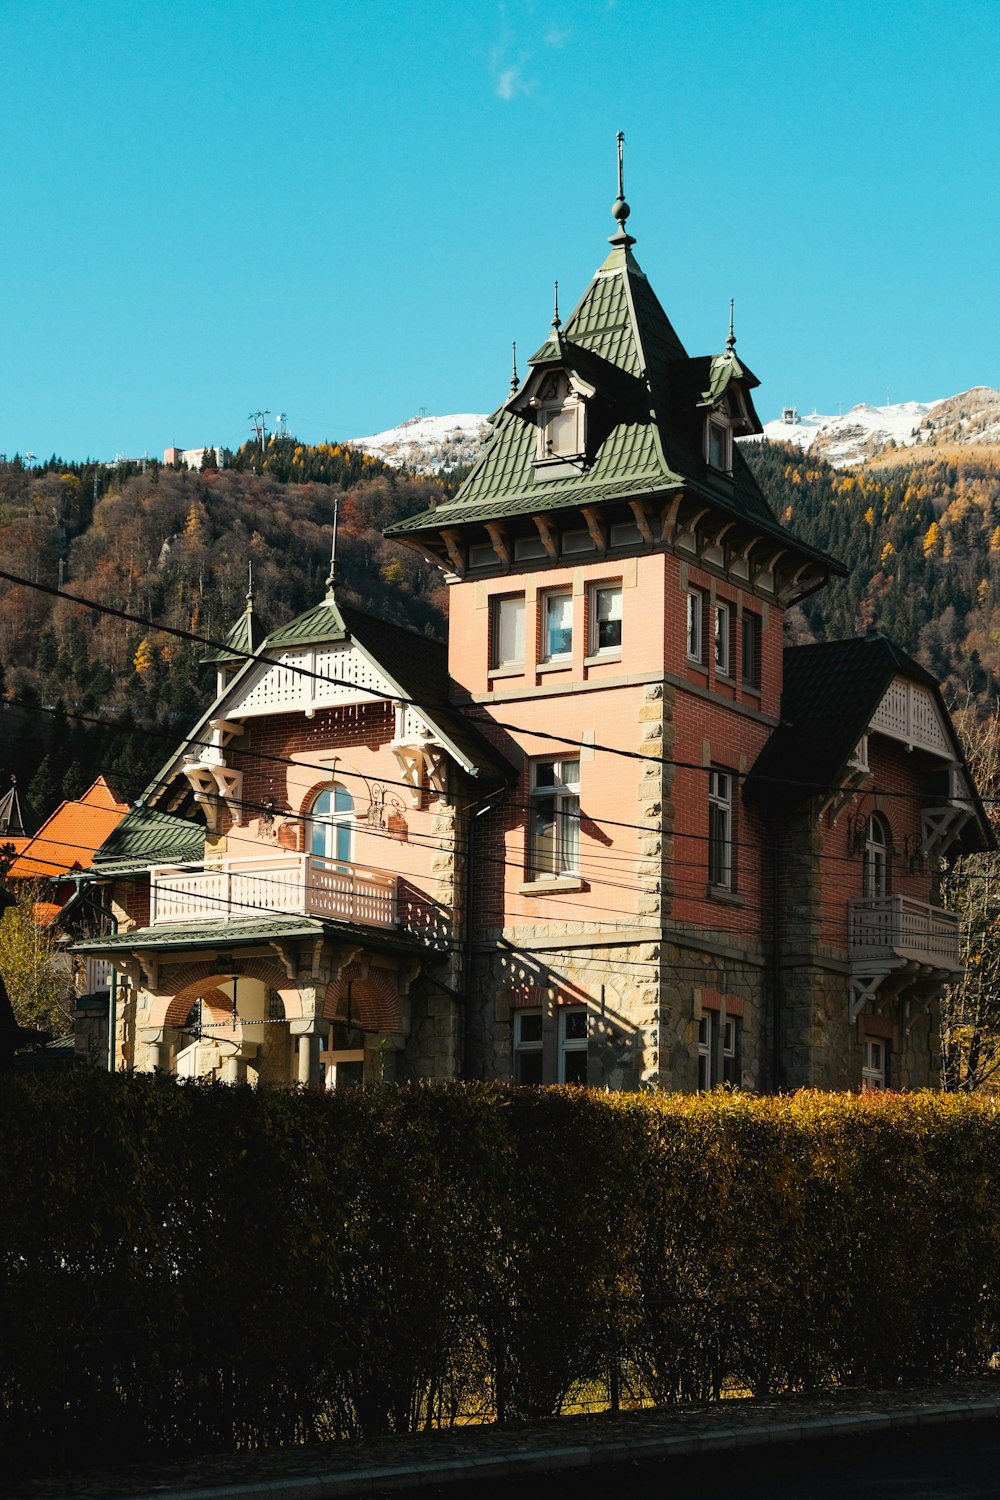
610 520 642 548
310 784 354 868
559 1008 588 1084
514 1010 543 1084
542 591 573 661
536 372 584 459
687 589 706 663
698 1011 740 1088
715 602 733 677
862 1037 888 1091
514 1006 588 1084
707 417 732 472
491 595 525 669
708 770 733 890
863 814 890 898
468 542 495 569
529 758 580 879
589 583 622 655
742 610 762 690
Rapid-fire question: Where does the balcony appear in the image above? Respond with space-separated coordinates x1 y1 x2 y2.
848 895 961 972
149 854 439 937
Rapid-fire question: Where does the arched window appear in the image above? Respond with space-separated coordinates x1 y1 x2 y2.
310 785 354 868
863 814 891 898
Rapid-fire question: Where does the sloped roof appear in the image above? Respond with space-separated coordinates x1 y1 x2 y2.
90 805 207 875
745 634 993 853
386 227 833 571
0 783 37 839
200 597 267 666
72 913 424 956
9 777 129 881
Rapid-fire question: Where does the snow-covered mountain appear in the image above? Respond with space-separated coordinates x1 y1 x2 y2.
754 386 1000 468
350 388 1000 478
349 413 491 473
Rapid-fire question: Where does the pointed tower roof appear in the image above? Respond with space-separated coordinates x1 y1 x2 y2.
201 577 268 667
386 142 841 589
0 780 37 840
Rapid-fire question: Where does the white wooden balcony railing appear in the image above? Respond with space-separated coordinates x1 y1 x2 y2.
848 895 960 971
149 854 398 931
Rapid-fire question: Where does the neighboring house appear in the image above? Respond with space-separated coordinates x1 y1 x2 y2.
0 778 38 866
7 775 130 1018
163 446 223 470
74 175 990 1091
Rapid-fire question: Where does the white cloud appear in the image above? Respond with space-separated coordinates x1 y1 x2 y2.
495 64 524 100
545 25 570 47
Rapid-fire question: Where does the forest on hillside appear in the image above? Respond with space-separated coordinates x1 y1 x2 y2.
0 442 448 815
3 432 1000 820
743 441 1000 702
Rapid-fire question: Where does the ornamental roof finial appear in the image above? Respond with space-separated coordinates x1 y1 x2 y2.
551 281 561 334
726 298 736 353
246 560 254 610
325 495 339 599
510 340 519 396
609 130 636 248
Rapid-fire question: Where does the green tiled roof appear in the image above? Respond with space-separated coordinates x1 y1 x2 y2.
72 914 424 955
201 600 267 666
264 593 349 649
91 806 206 875
385 228 841 581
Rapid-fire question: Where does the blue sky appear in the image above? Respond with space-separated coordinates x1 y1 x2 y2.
2 0 998 461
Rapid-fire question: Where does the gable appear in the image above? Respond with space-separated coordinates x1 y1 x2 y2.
229 640 399 719
868 677 952 759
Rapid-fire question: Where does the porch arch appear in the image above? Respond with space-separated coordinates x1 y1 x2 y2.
152 957 304 1029
322 961 404 1033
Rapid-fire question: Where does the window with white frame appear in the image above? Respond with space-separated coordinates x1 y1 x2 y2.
536 372 584 459
707 416 732 472
698 1010 739 1089
514 1006 588 1084
589 582 622 655
529 758 580 879
559 1007 588 1084
514 1010 544 1083
742 610 762 690
715 601 733 677
687 589 706 663
310 784 354 868
863 813 890 898
708 770 733 890
541 591 573 661
862 1037 887 1091
491 594 525 670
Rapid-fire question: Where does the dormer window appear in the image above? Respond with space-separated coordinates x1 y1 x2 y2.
707 416 732 473
536 372 584 461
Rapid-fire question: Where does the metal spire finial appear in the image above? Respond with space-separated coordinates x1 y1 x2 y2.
510 340 519 395
609 130 635 247
551 281 561 333
246 560 254 610
726 298 736 353
325 496 339 599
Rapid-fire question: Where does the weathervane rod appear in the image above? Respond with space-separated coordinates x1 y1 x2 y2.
326 496 339 594
617 129 625 200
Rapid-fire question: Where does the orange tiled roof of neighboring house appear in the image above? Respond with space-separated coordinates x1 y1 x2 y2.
8 776 129 881
32 900 63 927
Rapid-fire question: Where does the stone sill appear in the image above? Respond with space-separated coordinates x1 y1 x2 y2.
517 877 586 896
706 885 745 907
488 663 524 680
536 660 573 675
583 653 622 668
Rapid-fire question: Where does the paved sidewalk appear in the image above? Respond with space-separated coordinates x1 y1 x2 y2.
10 1377 1000 1500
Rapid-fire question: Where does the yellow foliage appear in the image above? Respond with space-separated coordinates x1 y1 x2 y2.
923 521 941 557
133 638 155 674
864 506 875 526
880 541 895 564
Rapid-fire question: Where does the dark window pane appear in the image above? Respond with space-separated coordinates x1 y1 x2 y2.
563 1010 587 1041
517 1052 544 1085
518 1013 543 1044
563 1050 588 1085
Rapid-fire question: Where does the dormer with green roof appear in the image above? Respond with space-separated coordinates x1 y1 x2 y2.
387 157 843 608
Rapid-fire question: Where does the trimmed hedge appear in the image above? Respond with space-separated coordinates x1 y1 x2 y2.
1 1076 999 1469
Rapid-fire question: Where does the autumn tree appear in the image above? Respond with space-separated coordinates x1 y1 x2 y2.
0 881 70 1036
940 703 1000 1091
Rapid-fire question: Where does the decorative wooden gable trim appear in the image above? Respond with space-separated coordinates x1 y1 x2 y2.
870 677 952 758
226 641 398 721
